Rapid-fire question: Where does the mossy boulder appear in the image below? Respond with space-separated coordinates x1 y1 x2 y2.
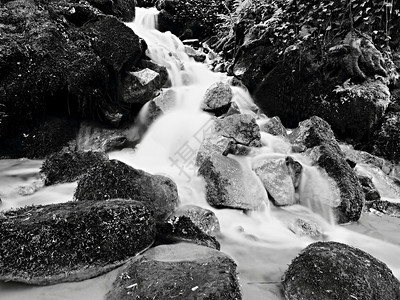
74 159 179 221
172 204 220 236
289 116 365 223
282 241 400 300
40 149 109 186
0 199 155 285
0 0 143 157
105 243 242 300
214 114 262 147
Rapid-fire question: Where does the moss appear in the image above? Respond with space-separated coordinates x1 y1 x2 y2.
40 149 109 185
282 241 400 300
0 200 155 284
74 159 179 221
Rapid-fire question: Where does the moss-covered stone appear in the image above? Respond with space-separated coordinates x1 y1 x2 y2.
106 243 242 300
289 116 365 223
40 149 109 186
282 241 400 300
0 199 155 285
74 159 179 221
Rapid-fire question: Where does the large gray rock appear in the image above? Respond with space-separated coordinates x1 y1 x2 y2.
202 81 233 114
74 159 179 221
282 241 400 300
0 200 155 285
358 175 381 203
214 114 261 147
105 243 242 300
254 157 301 206
289 116 365 223
198 154 266 210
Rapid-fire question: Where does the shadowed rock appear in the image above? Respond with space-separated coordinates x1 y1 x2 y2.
172 205 220 236
0 200 155 285
105 243 242 300
74 159 179 221
121 68 164 104
156 216 220 250
289 116 365 223
282 241 400 300
87 0 136 21
358 175 381 202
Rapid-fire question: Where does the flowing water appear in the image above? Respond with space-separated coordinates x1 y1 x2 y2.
1 7 400 300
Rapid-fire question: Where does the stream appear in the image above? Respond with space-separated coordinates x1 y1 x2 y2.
1 7 400 300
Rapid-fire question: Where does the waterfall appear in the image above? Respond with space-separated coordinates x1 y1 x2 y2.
1 7 400 300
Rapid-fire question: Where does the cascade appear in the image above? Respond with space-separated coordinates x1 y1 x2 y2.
0 7 400 300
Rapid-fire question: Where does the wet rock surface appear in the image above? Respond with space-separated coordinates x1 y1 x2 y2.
74 159 179 221
214 114 261 147
358 175 381 203
289 116 365 223
369 200 400 218
282 241 400 300
201 81 233 115
156 216 220 250
105 243 242 300
0 200 155 285
172 205 220 236
288 218 323 240
198 154 266 210
254 157 298 206
40 149 109 186
121 68 164 104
